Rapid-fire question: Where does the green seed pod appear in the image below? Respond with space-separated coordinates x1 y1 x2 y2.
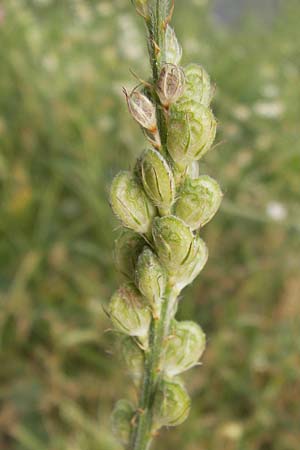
175 236 208 291
168 102 217 164
135 247 166 318
110 171 156 235
157 64 185 108
111 399 135 445
165 25 182 65
180 63 212 107
140 148 175 214
175 175 223 230
122 336 145 385
124 88 157 132
115 230 145 279
164 321 206 376
152 216 196 273
153 379 191 428
109 284 151 338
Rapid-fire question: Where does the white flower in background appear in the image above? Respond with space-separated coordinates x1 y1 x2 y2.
253 101 284 119
261 83 279 98
233 104 251 121
266 201 287 222
97 2 113 17
118 14 143 61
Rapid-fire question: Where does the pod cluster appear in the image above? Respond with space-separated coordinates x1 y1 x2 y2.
109 19 222 447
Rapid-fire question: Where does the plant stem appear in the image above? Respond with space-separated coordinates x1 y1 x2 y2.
129 287 176 450
129 3 174 449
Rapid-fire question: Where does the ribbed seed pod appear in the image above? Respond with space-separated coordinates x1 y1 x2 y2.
157 64 185 108
165 25 182 65
125 89 157 132
153 379 191 428
164 321 206 376
152 216 196 273
175 175 223 230
135 247 166 319
111 399 135 446
180 63 212 107
168 102 217 165
140 148 175 214
109 284 151 338
115 230 145 279
122 336 145 385
110 171 156 235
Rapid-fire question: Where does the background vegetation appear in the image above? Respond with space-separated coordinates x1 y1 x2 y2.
0 1 299 449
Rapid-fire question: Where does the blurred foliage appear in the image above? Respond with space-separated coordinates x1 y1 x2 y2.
0 1 299 450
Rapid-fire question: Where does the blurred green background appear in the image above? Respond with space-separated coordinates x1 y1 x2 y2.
0 1 299 449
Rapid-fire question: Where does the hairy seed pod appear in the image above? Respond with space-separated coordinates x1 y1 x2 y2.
135 247 166 318
109 284 151 338
164 321 206 376
175 175 223 230
152 216 196 273
180 63 212 107
115 230 145 279
153 379 191 428
165 25 182 65
111 399 135 445
168 102 217 164
172 236 208 291
110 171 156 235
125 89 157 132
122 336 145 385
140 148 175 214
157 64 185 108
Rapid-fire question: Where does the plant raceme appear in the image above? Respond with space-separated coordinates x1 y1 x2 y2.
109 1 222 449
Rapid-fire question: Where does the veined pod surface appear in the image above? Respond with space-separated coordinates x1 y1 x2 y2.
122 336 145 385
152 216 196 273
109 284 151 338
153 378 191 428
157 64 185 108
164 320 206 376
180 63 212 107
140 148 175 214
175 175 223 230
165 25 182 65
124 89 157 132
115 230 145 279
111 399 135 445
175 236 208 291
136 247 166 318
168 102 216 164
110 171 156 235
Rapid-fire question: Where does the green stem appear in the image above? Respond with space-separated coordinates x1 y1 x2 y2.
129 287 176 450
129 3 173 450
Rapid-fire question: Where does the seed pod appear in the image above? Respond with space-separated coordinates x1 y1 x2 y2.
167 102 216 164
153 379 191 428
111 399 135 445
167 107 191 167
122 336 145 385
115 230 145 279
180 63 212 107
165 25 182 65
164 320 206 376
157 64 185 108
179 236 208 288
140 148 175 214
110 171 156 235
124 89 157 132
109 284 151 338
152 216 196 273
135 247 166 318
175 175 223 230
